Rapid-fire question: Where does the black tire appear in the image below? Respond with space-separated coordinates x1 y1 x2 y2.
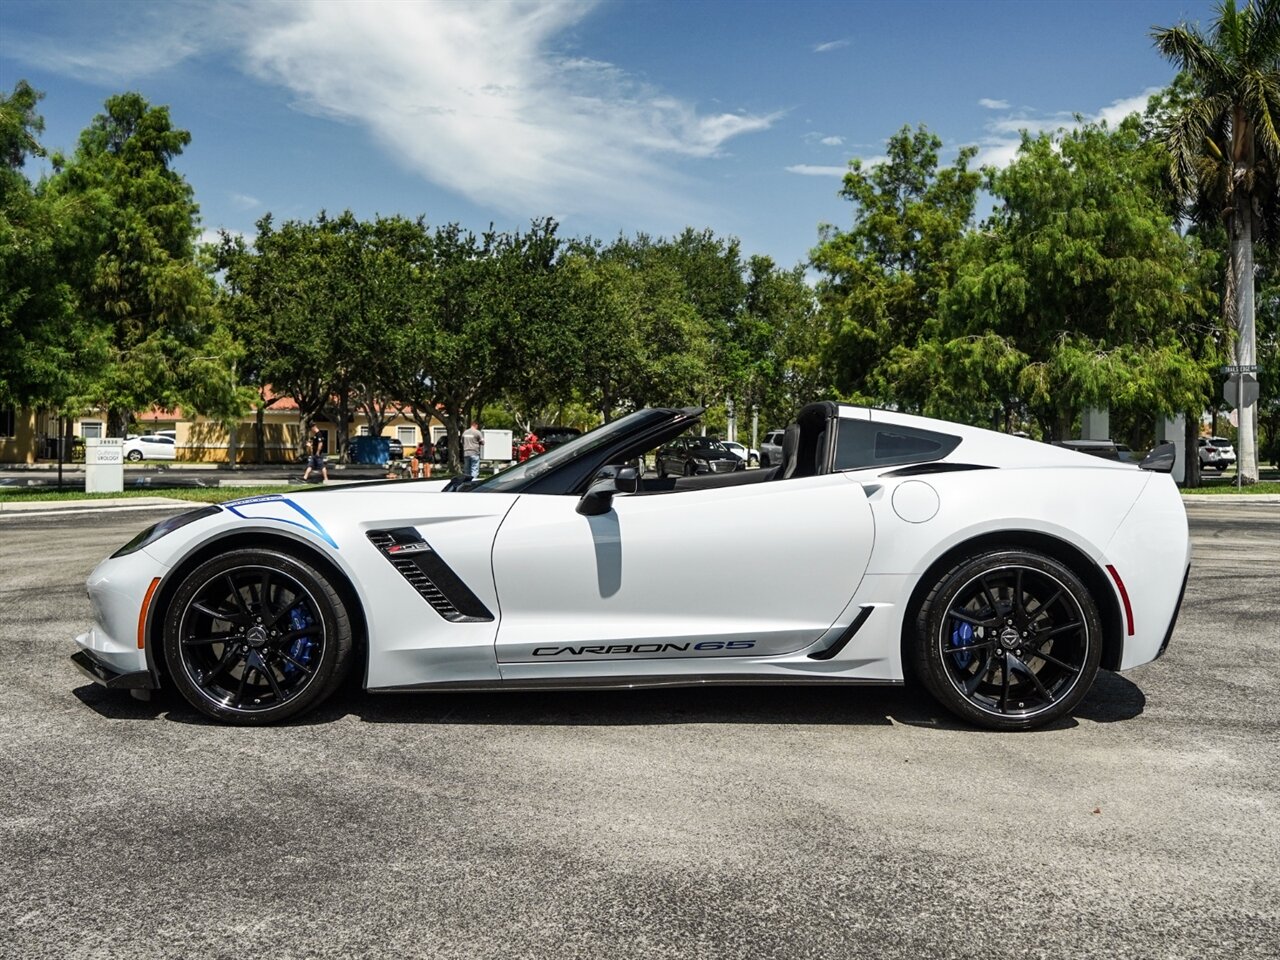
162 548 355 725
760 453 771 468
910 549 1102 731
684 461 697 477
126 450 143 461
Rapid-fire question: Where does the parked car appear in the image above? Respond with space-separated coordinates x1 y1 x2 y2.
760 429 785 468
386 437 404 460
122 435 177 462
1052 440 1122 462
74 401 1189 730
535 426 582 452
722 440 759 466
655 435 742 477
1198 436 1236 470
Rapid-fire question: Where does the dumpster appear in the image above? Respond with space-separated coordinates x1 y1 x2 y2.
347 435 391 465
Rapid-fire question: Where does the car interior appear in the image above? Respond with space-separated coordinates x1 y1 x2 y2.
630 401 838 495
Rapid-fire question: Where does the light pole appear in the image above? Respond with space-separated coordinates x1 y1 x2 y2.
751 404 759 451
726 397 736 444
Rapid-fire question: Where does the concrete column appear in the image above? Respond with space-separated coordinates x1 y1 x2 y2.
1158 414 1186 485
1081 407 1110 440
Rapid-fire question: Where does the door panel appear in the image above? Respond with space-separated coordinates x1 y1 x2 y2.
491 474 875 669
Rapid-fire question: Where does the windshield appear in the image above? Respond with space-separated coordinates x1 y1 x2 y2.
469 409 672 493
691 438 728 451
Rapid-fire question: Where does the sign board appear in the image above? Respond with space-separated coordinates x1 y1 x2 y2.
85 437 124 493
482 429 514 463
1220 364 1260 374
1224 373 1260 409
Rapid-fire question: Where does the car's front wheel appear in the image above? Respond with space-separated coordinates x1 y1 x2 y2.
910 549 1102 730
162 548 355 725
126 450 143 461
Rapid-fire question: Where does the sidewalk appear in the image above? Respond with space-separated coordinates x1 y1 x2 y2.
0 495 193 517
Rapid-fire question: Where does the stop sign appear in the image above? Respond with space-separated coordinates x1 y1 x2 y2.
1224 373 1259 409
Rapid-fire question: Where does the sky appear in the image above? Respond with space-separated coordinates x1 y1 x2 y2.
0 0 1221 269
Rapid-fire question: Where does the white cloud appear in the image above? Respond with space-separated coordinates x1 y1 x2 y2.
786 156 886 177
978 98 1010 110
10 22 204 82
973 87 1162 168
813 39 850 53
198 227 247 248
820 135 844 146
786 164 848 177
229 192 261 210
16 1 779 223
227 1 779 219
1095 89 1161 126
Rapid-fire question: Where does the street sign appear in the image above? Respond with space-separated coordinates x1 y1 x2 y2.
1219 364 1260 374
1224 373 1260 409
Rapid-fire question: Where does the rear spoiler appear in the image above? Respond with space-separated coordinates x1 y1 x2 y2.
1140 442 1176 473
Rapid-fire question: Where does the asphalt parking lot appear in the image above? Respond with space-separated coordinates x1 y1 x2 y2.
1 500 1277 960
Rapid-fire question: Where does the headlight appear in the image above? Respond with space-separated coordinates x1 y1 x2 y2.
111 505 222 558
694 458 709 468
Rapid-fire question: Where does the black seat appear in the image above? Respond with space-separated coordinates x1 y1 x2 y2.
779 422 801 479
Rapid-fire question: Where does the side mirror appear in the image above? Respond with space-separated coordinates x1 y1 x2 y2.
576 465 640 515
1139 442 1176 474
614 464 640 494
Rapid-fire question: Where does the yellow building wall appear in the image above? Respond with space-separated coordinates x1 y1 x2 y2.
0 409 38 464
180 415 303 463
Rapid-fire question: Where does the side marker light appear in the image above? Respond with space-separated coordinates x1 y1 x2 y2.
138 577 162 649
1105 565 1135 637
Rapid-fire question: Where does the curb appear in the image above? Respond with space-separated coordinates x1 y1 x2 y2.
0 496 192 514
1182 494 1280 503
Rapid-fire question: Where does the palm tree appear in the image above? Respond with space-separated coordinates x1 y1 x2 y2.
1153 0 1280 482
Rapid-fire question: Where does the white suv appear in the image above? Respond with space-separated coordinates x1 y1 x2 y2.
760 430 785 468
123 434 177 462
1198 436 1237 471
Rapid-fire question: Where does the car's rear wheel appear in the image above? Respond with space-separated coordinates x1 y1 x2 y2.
911 549 1102 730
162 549 354 725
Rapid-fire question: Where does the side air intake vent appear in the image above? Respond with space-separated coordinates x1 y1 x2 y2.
366 528 494 623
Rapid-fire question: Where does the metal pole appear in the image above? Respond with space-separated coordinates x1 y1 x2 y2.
57 415 64 490
751 405 759 451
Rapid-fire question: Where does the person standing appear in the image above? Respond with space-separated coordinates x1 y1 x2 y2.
461 421 483 480
302 424 328 483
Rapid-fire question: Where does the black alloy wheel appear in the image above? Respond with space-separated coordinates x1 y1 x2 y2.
163 549 354 724
912 549 1102 730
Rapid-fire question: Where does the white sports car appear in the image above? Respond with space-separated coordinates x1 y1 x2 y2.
73 403 1189 730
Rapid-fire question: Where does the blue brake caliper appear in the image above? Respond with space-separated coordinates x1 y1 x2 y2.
950 620 974 668
282 605 316 679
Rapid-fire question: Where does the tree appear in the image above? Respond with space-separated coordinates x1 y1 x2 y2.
890 120 1217 443
736 255 822 428
811 125 983 407
566 237 714 423
45 92 243 434
0 81 94 414
1153 0 1280 481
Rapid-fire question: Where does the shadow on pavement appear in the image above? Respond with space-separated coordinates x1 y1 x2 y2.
71 669 1146 730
